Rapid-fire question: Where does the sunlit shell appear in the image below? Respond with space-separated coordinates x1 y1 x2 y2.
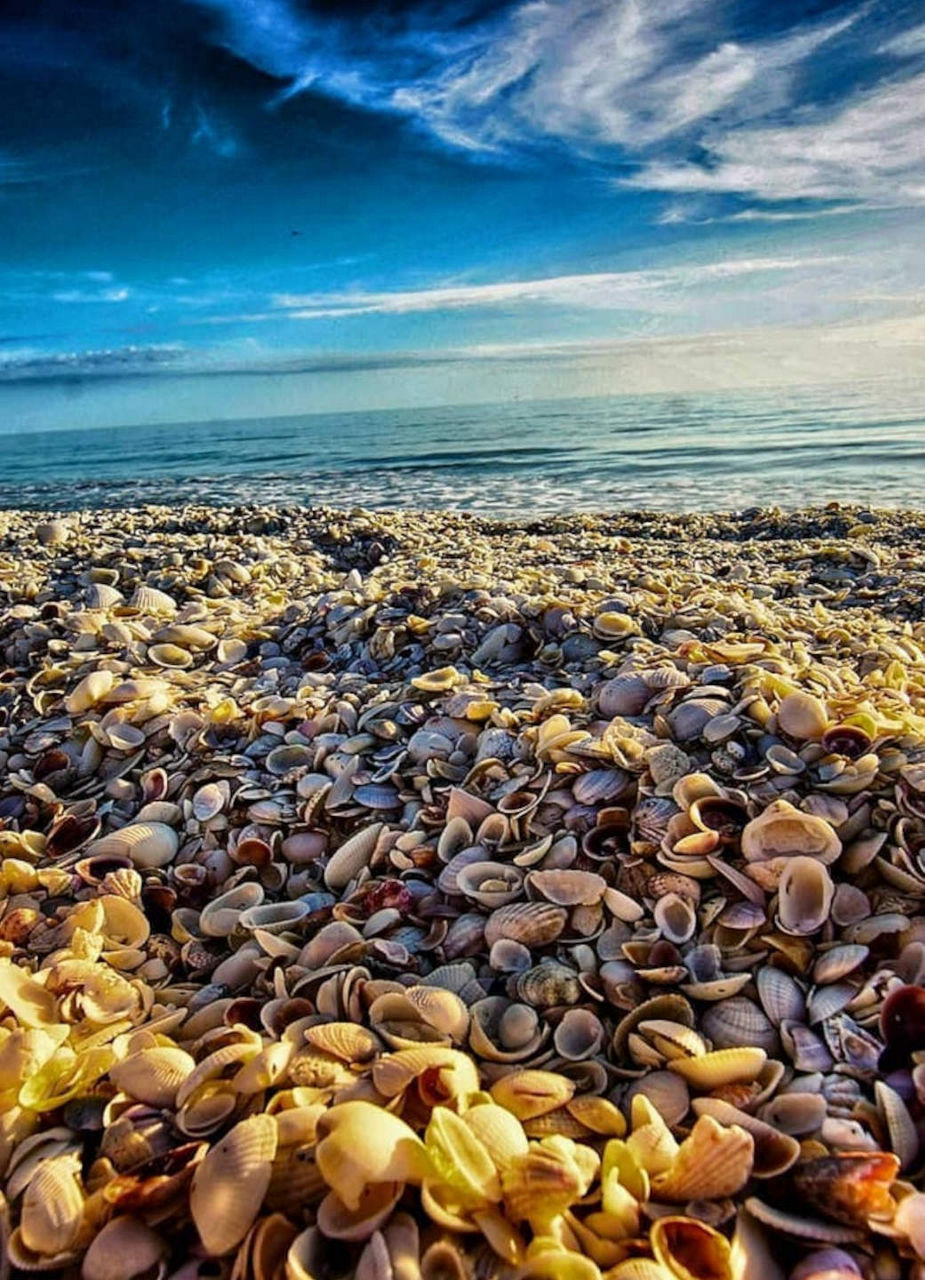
109 1047 195 1108
86 822 179 869
776 692 828 740
693 1097 800 1178
741 801 841 865
65 669 115 715
316 1101 431 1210
670 1047 767 1090
130 585 177 616
148 643 193 669
325 824 385 891
190 1114 278 1256
304 1022 383 1064
651 1216 734 1280
490 1069 575 1120
791 1152 899 1226
20 1153 84 1256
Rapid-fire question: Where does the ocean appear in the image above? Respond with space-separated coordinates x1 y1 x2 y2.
6 378 925 514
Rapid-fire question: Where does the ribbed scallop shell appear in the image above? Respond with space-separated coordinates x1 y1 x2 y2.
462 1103 529 1170
489 1069 575 1120
670 1047 767 1090
20 1154 84 1256
756 967 806 1025
701 998 778 1053
651 1115 754 1201
515 962 581 1009
625 1071 690 1129
484 902 567 948
304 1022 383 1064
324 824 385 891
130 585 177 616
190 1114 278 1256
109 1047 195 1108
693 1097 800 1178
86 822 178 869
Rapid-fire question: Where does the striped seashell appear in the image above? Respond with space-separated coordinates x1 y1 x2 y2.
525 868 605 906
756 967 806 1026
85 822 178 869
701 998 778 1053
484 902 567 948
82 1217 167 1280
190 1114 278 1256
130 585 177 616
109 1047 195 1108
324 823 385 890
20 1153 84 1256
670 1047 767 1090
650 1116 754 1201
693 1097 800 1178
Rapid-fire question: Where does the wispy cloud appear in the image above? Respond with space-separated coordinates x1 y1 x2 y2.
0 344 185 382
268 256 845 319
52 286 131 303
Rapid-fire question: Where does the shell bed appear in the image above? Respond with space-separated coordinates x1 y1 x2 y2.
1 503 925 1280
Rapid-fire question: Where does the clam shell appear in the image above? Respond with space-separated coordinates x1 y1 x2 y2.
741 800 841 865
701 998 778 1053
653 892 697 945
526 868 606 906
777 856 835 935
65 669 115 715
552 1009 604 1061
190 1114 278 1256
484 903 567 949
776 692 828 740
625 1071 690 1128
515 962 581 1008
813 945 869 985
756 967 806 1026
651 1215 733 1280
192 782 226 822
20 1153 83 1256
200 882 266 937
490 1069 575 1120
456 861 524 908
693 1097 800 1178
670 1047 767 1090
109 1047 195 1108
148 643 193 669
325 824 385 891
651 1115 754 1200
82 1216 167 1280
130 585 177 616
86 822 179 870
315 1101 431 1210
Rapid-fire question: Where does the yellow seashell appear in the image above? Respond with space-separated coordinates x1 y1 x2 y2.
65 668 115 714
232 1042 293 1094
502 1137 596 1228
490 1069 576 1121
651 1215 733 1280
20 1045 116 1112
0 958 58 1027
518 1244 602 1280
315 1101 433 1211
669 1047 767 1091
426 1106 501 1207
607 1264 675 1280
190 1114 278 1256
462 1102 530 1171
650 1115 754 1201
304 1022 383 1064
566 1096 626 1137
411 666 464 692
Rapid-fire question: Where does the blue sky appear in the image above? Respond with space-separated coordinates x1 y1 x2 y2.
2 0 925 426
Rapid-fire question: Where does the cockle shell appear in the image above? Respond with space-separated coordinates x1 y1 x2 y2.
653 1114 752 1199
82 1215 168 1280
325 824 385 891
109 1047 195 1108
490 1069 576 1120
484 903 567 949
670 1047 767 1090
693 1098 800 1178
776 692 828 741
86 823 179 870
20 1152 84 1256
65 669 115 714
190 1114 278 1256
315 1102 432 1210
651 1215 734 1280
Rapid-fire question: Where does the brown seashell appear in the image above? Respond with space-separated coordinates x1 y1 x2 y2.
484 903 567 949
791 1152 900 1227
526 868 606 906
776 856 835 936
741 801 841 865
776 692 828 740
190 1114 278 1256
552 1009 604 1061
515 962 581 1009
701 998 778 1053
650 1215 733 1280
82 1215 168 1280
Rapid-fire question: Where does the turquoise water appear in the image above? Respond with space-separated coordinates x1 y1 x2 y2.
6 380 925 514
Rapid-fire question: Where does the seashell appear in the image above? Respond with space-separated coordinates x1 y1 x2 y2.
813 945 869 985
217 636 248 664
701 998 778 1053
791 1152 899 1226
148 643 193 669
756 968 806 1026
807 983 855 1025
758 1092 827 1136
743 1197 864 1245
20 1153 84 1256
626 1071 690 1128
86 822 179 870
456 861 524 907
741 801 841 865
372 1046 479 1104
653 892 697 945
776 857 835 936
874 1079 918 1170
515 962 581 1008
670 1047 767 1090
730 1208 786 1280
190 1114 278 1255
200 882 265 937
777 692 828 740
316 1101 431 1210
553 1009 604 1060
780 1021 834 1073
82 1215 168 1280
266 745 314 776
239 901 311 934
693 1098 800 1178
651 1215 733 1280
789 1250 862 1280
66 669 115 714
325 824 385 891
109 1047 195 1108
192 782 226 822
484 903 567 949
130 585 177 615
526 868 605 906
490 1069 575 1120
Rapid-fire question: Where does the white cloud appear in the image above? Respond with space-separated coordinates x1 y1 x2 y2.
624 73 925 204
52 286 131 303
269 256 844 318
878 24 925 58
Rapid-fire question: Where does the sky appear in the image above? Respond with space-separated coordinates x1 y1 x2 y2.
2 0 925 428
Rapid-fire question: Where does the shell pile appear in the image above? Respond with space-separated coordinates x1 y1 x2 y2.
2 502 925 1280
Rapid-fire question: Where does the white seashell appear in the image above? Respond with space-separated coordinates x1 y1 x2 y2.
776 857 834 935
325 824 385 891
130 585 177 616
65 669 115 715
190 1114 278 1256
86 823 179 870
82 1215 167 1280
109 1048 195 1108
200 883 265 937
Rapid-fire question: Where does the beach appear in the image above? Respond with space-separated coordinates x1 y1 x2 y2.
2 500 925 1278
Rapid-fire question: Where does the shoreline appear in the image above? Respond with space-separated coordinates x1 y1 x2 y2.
1 502 924 1276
